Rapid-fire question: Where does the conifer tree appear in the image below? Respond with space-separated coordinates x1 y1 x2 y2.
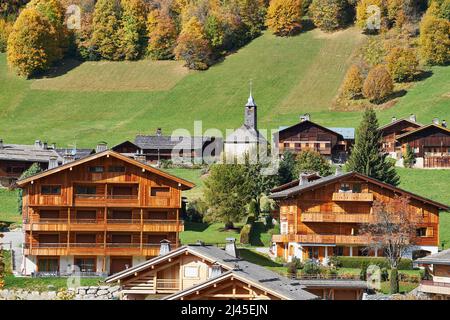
402 144 415 168
266 0 303 36
346 107 400 186
118 0 148 60
91 0 122 60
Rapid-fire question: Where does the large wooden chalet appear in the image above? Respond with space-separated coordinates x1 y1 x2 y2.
417 249 450 300
277 115 353 163
16 150 194 276
106 239 367 300
269 171 449 263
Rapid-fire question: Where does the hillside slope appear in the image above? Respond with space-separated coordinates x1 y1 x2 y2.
0 27 448 147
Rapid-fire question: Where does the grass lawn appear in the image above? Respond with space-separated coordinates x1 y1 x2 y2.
180 222 242 245
162 168 205 200
0 189 21 227
3 275 104 292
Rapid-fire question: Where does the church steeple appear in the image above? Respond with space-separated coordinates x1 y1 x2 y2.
244 81 257 129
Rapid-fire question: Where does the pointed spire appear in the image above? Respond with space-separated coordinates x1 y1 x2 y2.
246 80 256 107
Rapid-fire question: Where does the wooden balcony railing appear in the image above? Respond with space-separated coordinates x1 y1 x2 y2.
272 234 370 245
301 212 374 223
419 280 450 295
74 194 139 206
122 278 180 293
332 192 374 202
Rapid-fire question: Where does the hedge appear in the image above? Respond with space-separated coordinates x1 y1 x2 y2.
240 224 252 244
336 257 413 270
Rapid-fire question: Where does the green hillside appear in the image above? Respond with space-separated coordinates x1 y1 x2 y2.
0 27 449 148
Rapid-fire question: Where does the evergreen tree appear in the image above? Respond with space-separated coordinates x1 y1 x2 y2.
17 163 42 214
402 143 415 168
266 0 303 36
278 151 297 184
346 107 400 186
118 0 148 60
91 0 122 60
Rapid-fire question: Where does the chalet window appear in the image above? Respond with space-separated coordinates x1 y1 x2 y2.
184 266 199 278
150 187 170 197
89 166 104 173
37 258 59 272
280 221 288 235
416 228 427 237
339 183 351 193
308 247 319 259
76 233 97 243
74 258 96 273
352 183 362 193
108 166 125 173
41 185 61 195
333 247 344 256
284 142 290 148
75 186 96 194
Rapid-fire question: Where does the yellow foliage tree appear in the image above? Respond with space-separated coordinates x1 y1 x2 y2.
0 19 13 52
7 8 54 77
356 0 386 32
418 2 450 65
363 64 394 103
341 64 364 99
147 10 178 60
118 0 148 60
385 47 419 82
266 0 303 36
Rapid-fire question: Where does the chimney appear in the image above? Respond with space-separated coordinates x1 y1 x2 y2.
299 172 309 185
51 143 56 150
210 262 222 278
48 156 59 169
34 140 42 148
442 120 447 128
432 118 439 125
196 240 205 246
335 165 342 176
225 238 238 258
0 139 3 149
391 116 397 123
43 142 48 150
300 113 310 122
63 151 74 164
159 239 171 256
156 128 162 137
409 114 416 122
96 142 108 153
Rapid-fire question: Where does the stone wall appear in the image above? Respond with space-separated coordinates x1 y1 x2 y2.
0 285 120 300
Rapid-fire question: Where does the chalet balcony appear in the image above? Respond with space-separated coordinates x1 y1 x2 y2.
419 280 450 296
332 192 374 202
272 234 370 245
24 243 167 256
73 194 139 207
122 278 181 294
23 218 183 232
301 212 374 223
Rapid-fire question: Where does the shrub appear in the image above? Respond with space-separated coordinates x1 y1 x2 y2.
286 261 298 277
341 64 364 99
239 223 252 244
402 144 415 168
335 256 413 269
363 65 394 103
385 47 419 82
0 19 13 52
328 255 342 268
309 0 349 32
185 199 208 222
381 267 389 281
295 149 333 176
174 17 212 70
266 0 303 36
360 261 369 280
303 259 322 275
390 268 399 293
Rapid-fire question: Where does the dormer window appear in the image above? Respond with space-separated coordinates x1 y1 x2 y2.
89 166 104 173
339 183 351 193
352 183 362 193
41 185 61 195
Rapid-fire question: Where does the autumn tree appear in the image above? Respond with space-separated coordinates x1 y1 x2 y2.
363 65 394 103
7 8 54 77
309 0 349 32
361 195 420 293
346 107 400 186
174 17 212 70
418 2 450 65
147 9 178 60
118 0 148 60
385 47 419 82
266 0 303 36
0 19 13 52
0 0 29 19
295 150 333 176
341 64 364 99
91 0 122 60
356 0 386 33
236 0 267 39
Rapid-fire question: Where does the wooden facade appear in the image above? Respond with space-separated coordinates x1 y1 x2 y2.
17 150 194 276
417 250 450 299
397 125 450 168
379 118 422 157
277 120 349 161
270 172 448 263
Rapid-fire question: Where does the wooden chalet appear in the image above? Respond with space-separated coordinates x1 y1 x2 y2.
0 139 94 187
16 150 194 276
396 123 450 168
112 129 221 165
416 249 450 299
269 171 449 263
378 114 422 159
106 239 368 300
277 115 353 163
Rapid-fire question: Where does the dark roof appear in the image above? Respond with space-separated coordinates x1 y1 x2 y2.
416 249 450 265
269 171 449 211
277 120 344 140
106 244 317 300
134 135 214 150
55 148 95 160
396 124 450 140
298 279 368 289
378 118 423 132
270 172 322 193
111 140 140 150
0 143 62 163
327 127 355 140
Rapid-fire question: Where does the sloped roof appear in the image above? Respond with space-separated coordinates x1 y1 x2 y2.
277 120 344 140
269 171 449 211
15 150 195 190
0 143 62 163
416 249 450 265
396 124 450 141
224 125 267 143
105 244 317 300
378 118 423 132
327 127 355 140
55 148 95 160
135 135 214 150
